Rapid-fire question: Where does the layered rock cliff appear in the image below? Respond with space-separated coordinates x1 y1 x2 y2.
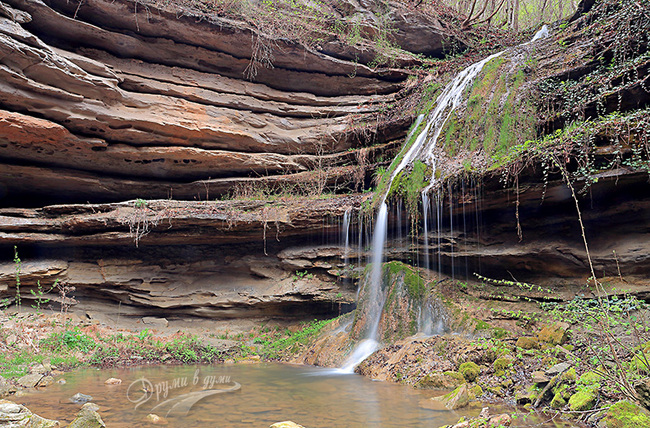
0 0 648 329
0 0 463 323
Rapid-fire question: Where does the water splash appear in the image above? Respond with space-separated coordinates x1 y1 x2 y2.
338 339 380 374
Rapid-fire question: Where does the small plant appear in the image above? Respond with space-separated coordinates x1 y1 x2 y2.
13 246 21 311
134 198 148 208
30 279 57 314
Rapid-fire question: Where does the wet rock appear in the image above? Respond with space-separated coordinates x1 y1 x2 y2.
67 403 105 428
104 378 122 385
69 393 93 404
37 376 55 388
145 414 168 425
16 373 43 388
269 422 305 428
537 322 570 345
434 384 469 410
515 337 539 350
141 317 168 328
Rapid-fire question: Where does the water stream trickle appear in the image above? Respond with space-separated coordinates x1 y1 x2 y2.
341 24 552 372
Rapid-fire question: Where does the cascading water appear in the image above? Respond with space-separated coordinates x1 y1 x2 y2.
339 201 387 372
342 208 351 278
340 25 550 372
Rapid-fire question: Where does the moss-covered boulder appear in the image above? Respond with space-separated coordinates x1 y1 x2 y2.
434 384 469 410
515 385 538 405
568 388 597 411
537 322 569 345
493 357 513 376
560 367 577 384
516 337 539 350
416 371 465 389
469 384 483 400
550 391 566 409
605 400 650 428
578 371 601 388
458 362 480 382
67 403 105 428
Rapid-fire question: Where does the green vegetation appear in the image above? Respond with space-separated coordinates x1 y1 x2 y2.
458 361 480 382
388 161 430 216
253 318 334 359
384 261 425 300
605 400 650 428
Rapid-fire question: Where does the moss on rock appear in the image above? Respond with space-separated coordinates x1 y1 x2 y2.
458 362 480 382
537 323 569 345
493 357 513 376
516 336 539 350
568 388 597 411
605 400 650 428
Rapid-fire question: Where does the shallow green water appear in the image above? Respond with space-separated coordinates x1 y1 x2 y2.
16 363 571 427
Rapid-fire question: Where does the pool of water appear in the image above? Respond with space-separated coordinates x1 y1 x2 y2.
16 363 489 427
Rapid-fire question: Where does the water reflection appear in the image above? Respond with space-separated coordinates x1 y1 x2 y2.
17 363 471 427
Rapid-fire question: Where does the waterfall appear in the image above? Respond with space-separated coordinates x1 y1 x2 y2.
340 25 552 371
339 202 387 372
342 208 351 277
422 192 430 271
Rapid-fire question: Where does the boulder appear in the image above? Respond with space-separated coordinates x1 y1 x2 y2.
531 371 550 384
487 414 511 427
545 362 572 377
434 385 470 410
16 373 43 388
458 362 480 382
604 400 650 428
0 399 59 427
416 371 465 389
516 337 539 350
537 322 570 345
67 403 105 428
69 393 93 404
568 388 597 411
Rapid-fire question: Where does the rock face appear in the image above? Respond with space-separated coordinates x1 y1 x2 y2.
0 0 462 205
0 196 362 319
